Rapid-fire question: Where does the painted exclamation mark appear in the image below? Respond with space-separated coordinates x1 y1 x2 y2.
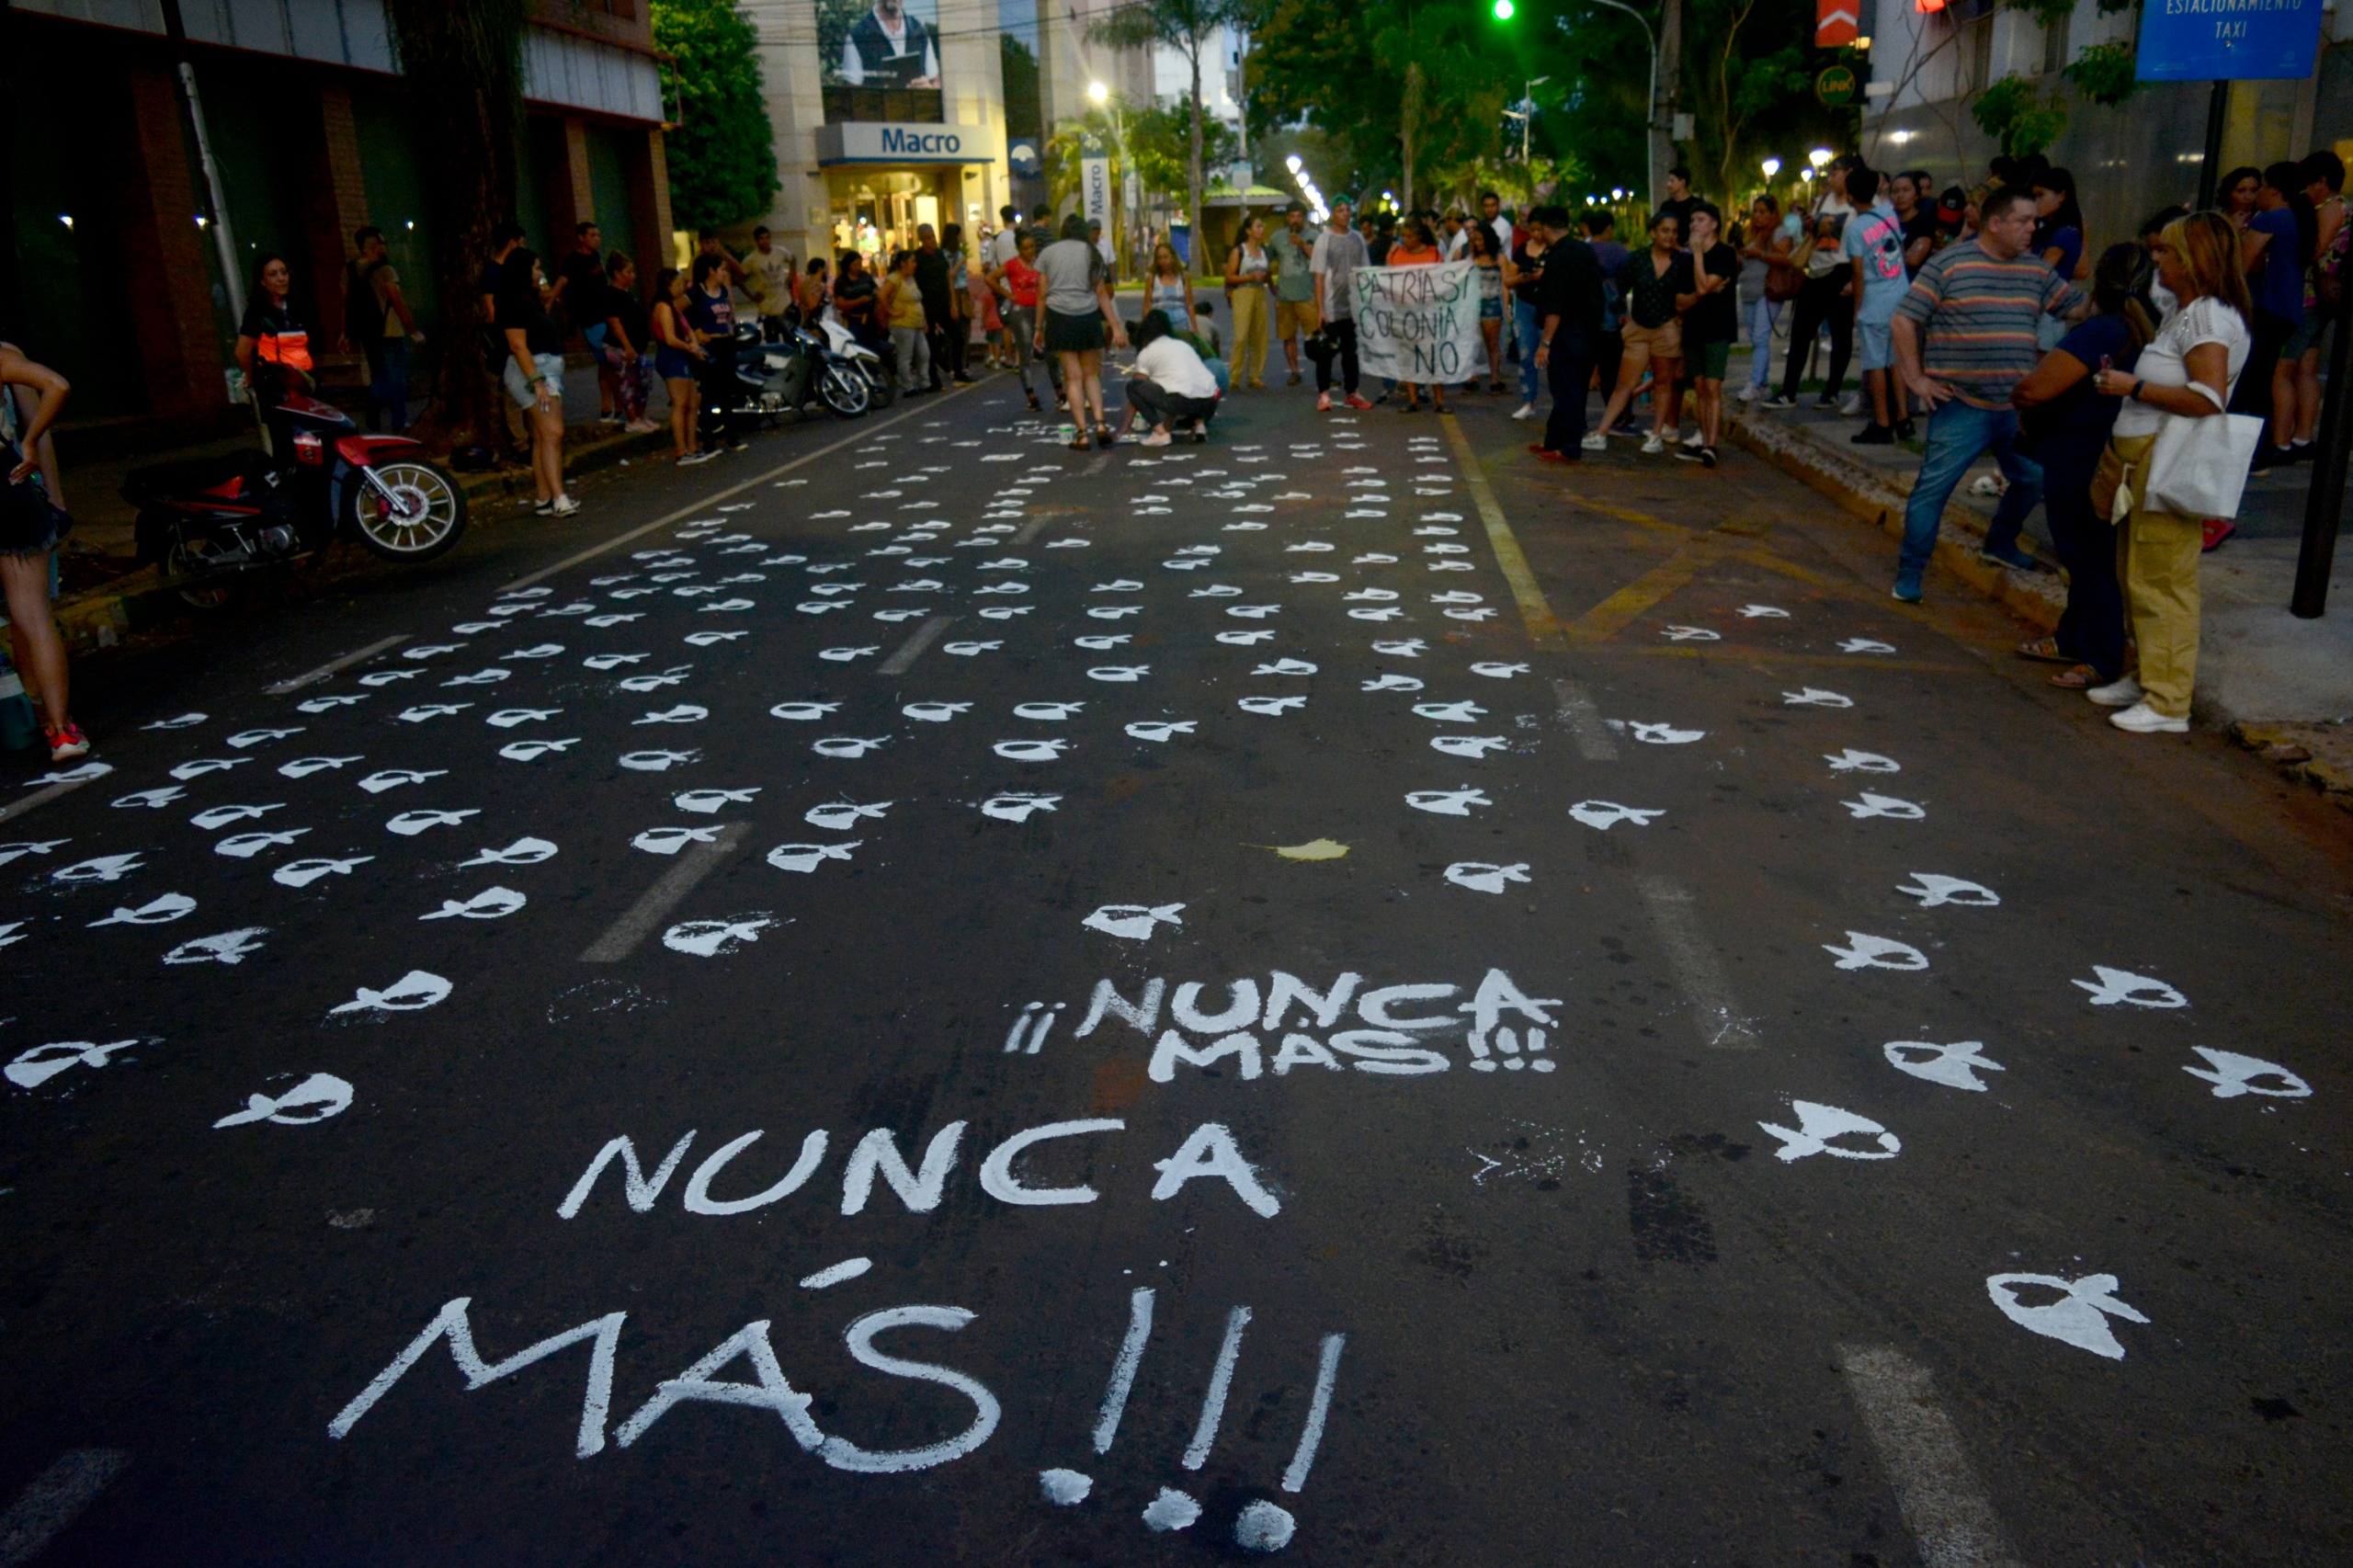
1005 1002 1042 1053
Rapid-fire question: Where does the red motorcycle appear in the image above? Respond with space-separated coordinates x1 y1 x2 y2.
124 390 466 608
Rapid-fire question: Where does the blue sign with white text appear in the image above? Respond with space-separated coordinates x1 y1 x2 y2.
2136 0 2325 82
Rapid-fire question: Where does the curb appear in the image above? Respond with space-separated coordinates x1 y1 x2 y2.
2231 721 2353 814
1727 410 2066 632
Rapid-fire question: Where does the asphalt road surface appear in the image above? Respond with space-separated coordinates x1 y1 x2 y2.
3 376 2348 1567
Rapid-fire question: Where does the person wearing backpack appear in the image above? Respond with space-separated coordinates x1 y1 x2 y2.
341 227 422 431
1843 169 1914 444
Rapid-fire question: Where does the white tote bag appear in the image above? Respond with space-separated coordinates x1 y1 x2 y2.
2142 406 2264 520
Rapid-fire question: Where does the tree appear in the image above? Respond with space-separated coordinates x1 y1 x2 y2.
654 0 779 232
383 0 529 447
1088 0 1247 276
1686 0 1815 200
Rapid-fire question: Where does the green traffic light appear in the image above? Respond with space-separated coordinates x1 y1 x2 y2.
1494 0 1515 16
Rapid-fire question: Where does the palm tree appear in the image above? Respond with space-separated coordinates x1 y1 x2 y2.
1087 0 1247 277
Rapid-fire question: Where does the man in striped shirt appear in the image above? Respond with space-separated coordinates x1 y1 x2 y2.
1889 187 2083 603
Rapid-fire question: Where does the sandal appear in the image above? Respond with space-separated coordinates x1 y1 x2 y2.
1069 433 1094 450
2017 636 2072 664
2048 664 2100 689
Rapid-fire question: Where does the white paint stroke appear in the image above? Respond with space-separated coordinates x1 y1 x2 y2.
1180 1305 1252 1471
1836 1344 2028 1568
1281 1333 1347 1493
1092 1288 1155 1455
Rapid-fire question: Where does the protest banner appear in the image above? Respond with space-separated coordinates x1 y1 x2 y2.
1351 261 1487 383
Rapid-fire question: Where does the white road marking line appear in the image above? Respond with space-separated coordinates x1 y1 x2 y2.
496 387 978 594
262 634 412 695
0 1449 130 1567
877 616 954 676
1633 875 1758 1050
1837 1345 2029 1568
578 824 749 963
0 778 99 827
1551 678 1619 760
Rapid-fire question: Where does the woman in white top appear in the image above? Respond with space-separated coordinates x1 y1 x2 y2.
1222 216 1274 391
2086 210 2253 734
1121 310 1220 448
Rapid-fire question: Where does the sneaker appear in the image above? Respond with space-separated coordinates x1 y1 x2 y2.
2249 444 2289 472
533 498 556 516
1140 428 1173 448
2200 517 2235 552
2109 700 2188 734
1511 402 1537 420
548 494 581 517
1895 418 1916 441
624 419 660 434
1837 392 1862 415
1680 429 1705 449
1891 572 1924 604
1640 433 1665 454
1979 543 2039 571
677 449 716 466
1288 370 1302 386
1316 393 1333 412
597 413 622 426
2086 675 2144 708
1345 394 1374 410
1699 446 1719 469
1968 475 2006 497
46 723 89 763
1735 383 1760 403
1851 423 1895 445
1580 432 1608 451
1674 445 1705 463
1611 420 1642 437
1761 394 1798 410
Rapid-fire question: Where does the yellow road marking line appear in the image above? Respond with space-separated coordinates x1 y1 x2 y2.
1441 415 1564 650
1561 537 1727 642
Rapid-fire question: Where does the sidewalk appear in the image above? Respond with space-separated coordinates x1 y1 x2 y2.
37 359 667 654
1717 343 2353 801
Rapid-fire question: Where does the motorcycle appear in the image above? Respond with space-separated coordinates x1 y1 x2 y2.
705 322 870 428
814 311 893 411
124 389 466 608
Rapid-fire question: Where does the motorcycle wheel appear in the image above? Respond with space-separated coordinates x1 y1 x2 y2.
864 369 896 410
352 460 468 562
165 539 238 611
820 367 872 418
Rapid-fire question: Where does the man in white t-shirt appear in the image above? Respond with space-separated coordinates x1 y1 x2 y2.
744 226 795 337
983 206 1021 268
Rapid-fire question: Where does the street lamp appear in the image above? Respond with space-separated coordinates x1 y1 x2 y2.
1589 0 1660 212
1808 147 1834 170
1761 157 1782 179
1087 79 1108 105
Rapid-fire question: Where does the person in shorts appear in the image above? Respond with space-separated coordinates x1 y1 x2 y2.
495 249 578 517
1677 204 1739 467
1843 167 1913 443
0 344 82 760
1268 201 1321 386
1589 211 1694 452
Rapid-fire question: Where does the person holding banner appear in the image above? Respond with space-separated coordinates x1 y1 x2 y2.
1387 218 1449 415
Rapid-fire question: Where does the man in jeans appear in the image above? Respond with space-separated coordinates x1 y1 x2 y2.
1890 186 2082 602
1267 200 1319 386
1310 199 1373 412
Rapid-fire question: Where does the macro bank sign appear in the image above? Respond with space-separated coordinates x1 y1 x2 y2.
2136 0 2325 80
816 121 1008 166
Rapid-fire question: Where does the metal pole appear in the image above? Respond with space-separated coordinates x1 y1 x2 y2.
2195 79 2227 211
1588 1 1660 210
2290 290 2351 618
161 0 244 320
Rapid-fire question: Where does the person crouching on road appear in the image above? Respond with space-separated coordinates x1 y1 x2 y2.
1121 310 1219 448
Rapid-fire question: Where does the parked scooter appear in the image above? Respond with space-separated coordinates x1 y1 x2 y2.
124 390 465 608
705 322 870 428
815 311 893 411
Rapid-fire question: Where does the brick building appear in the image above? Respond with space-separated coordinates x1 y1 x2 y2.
5 0 673 451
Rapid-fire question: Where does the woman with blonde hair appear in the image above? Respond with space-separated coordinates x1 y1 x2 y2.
2086 210 2253 734
1145 242 1198 335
